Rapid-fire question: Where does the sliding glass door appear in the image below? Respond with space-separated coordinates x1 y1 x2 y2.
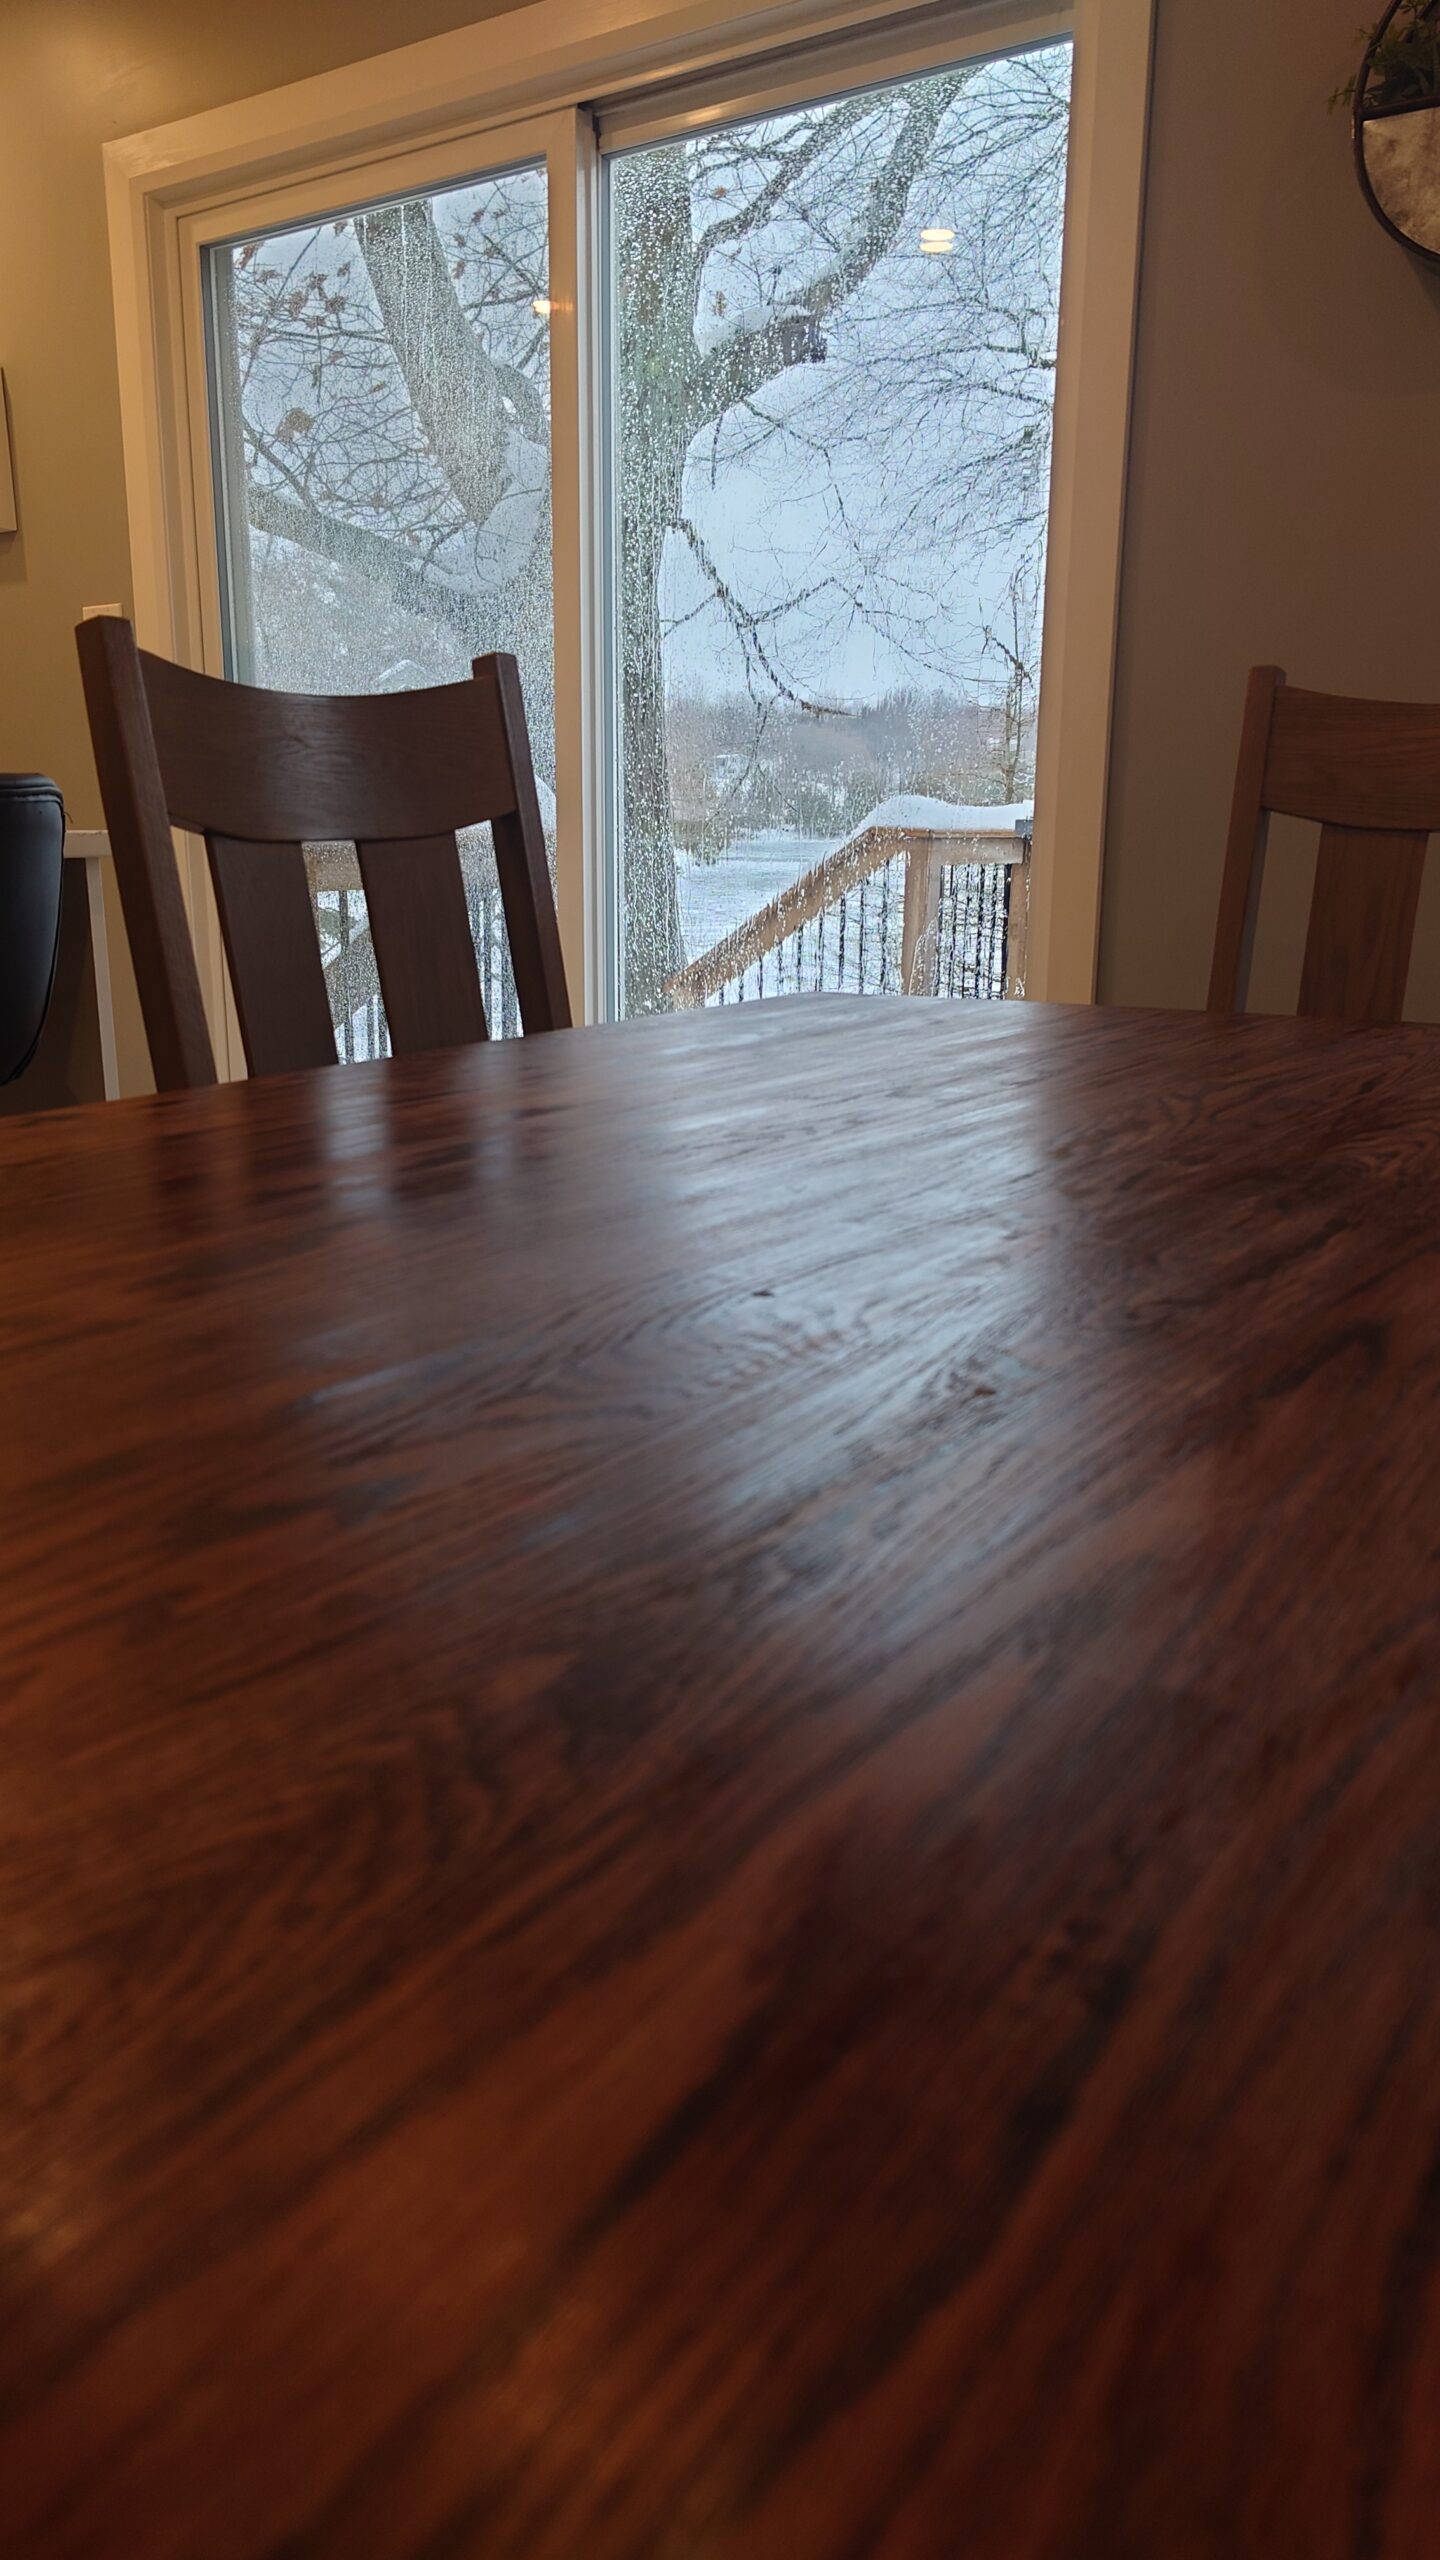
606 43 1071 1015
197 24 1073 1049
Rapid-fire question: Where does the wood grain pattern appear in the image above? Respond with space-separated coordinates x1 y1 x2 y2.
1298 824 1428 1025
1209 666 1440 1021
75 619 570 1088
133 650 518 842
1266 683 1440 831
3 994 1440 2559
210 835 339 1077
356 835 490 1056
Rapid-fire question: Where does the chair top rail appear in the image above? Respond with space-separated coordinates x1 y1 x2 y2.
139 650 521 845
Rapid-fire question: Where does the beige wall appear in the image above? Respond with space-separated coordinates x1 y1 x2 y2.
0 0 515 807
1101 0 1440 1018
3 0 1439 1070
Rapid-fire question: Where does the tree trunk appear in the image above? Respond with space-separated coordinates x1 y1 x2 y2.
620 465 685 1012
613 142 698 1014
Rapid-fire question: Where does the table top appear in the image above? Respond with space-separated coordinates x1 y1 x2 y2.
4 994 1440 2559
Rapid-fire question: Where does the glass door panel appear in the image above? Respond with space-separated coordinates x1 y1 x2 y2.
205 160 553 1057
606 42 1072 1016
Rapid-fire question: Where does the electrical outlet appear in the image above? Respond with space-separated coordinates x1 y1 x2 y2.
81 603 124 620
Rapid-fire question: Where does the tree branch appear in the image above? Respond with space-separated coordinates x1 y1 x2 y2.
246 481 486 645
690 70 972 427
695 98 871 257
676 514 843 715
354 200 534 532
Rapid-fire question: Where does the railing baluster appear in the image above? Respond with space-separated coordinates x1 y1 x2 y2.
984 868 997 995
340 888 355 1063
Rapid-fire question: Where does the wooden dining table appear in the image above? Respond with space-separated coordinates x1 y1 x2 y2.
3 992 1440 2559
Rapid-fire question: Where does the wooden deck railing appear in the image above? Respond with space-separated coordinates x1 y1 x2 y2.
663 820 1030 1010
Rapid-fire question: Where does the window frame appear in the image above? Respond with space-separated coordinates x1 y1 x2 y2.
104 0 1153 1059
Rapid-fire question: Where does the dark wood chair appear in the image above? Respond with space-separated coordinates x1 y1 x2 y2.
1208 665 1440 1025
76 617 570 1090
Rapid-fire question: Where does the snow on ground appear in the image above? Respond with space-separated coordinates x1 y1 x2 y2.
676 834 833 964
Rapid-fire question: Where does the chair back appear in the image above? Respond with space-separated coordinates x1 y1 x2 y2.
76 617 569 1089
1209 665 1440 1023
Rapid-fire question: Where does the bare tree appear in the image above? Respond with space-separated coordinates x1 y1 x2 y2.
221 45 1069 1013
978 553 1044 802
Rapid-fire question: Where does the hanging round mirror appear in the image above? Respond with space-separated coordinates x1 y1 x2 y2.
1352 1 1440 264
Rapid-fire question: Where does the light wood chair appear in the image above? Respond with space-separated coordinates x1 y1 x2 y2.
76 616 570 1090
1208 665 1440 1024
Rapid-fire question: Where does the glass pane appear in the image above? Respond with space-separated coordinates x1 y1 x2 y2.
607 44 1071 1016
207 161 553 1055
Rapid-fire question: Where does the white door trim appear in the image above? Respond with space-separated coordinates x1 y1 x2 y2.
1026 0 1153 1002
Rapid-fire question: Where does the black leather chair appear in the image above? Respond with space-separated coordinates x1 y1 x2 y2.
0 776 64 1085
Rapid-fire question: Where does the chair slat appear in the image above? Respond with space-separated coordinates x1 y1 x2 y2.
356 835 489 1055
1211 667 1440 1026
209 837 338 1077
1298 826 1427 1026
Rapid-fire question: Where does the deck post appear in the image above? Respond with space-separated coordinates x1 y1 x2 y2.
900 836 942 994
1005 843 1032 999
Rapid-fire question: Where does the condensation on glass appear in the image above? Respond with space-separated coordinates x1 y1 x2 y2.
206 163 553 1057
606 43 1072 1018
